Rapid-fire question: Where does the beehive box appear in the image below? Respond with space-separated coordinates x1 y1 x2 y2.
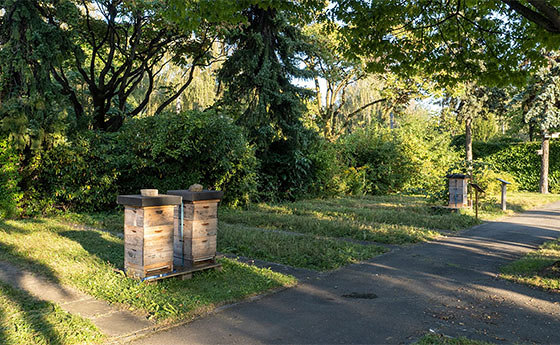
447 174 469 208
117 193 182 278
168 190 223 266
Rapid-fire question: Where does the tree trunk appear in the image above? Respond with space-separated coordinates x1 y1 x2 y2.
540 136 550 194
465 116 473 162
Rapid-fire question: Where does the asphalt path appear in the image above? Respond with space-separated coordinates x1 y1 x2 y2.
131 202 560 344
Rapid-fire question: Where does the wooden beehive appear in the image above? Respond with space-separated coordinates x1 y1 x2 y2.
168 190 223 267
117 193 181 278
447 174 469 208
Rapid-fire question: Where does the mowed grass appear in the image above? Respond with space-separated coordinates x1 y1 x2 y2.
51 193 560 273
218 223 387 270
500 238 560 291
0 281 102 345
0 218 296 324
220 195 478 245
477 192 560 220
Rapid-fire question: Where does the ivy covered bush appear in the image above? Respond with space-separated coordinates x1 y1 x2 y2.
474 141 560 192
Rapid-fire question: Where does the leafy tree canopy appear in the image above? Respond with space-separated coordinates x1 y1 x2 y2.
333 0 560 86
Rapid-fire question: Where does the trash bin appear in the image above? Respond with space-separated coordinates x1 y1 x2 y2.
117 190 181 278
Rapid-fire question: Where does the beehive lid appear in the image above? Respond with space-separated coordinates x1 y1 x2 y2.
117 194 182 207
446 173 469 179
167 190 224 201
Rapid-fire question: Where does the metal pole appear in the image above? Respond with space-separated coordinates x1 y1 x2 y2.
180 201 184 267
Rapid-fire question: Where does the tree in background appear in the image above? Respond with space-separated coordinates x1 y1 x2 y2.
218 4 316 199
303 22 428 141
0 0 73 148
48 0 221 131
334 0 560 87
514 54 560 193
442 83 509 164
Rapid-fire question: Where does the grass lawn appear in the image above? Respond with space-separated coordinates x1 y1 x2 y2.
0 281 102 345
219 223 387 270
500 238 560 291
0 218 296 326
52 192 560 272
476 192 560 220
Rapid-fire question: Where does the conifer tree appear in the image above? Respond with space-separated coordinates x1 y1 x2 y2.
218 4 314 199
0 0 73 149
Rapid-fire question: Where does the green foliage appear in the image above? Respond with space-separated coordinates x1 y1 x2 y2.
0 140 22 218
340 120 460 196
513 55 560 133
334 0 556 86
473 141 560 192
20 110 256 213
28 132 121 213
218 5 315 201
0 0 72 149
118 110 257 206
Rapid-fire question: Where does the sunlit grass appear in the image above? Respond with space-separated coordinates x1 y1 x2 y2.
475 192 560 221
0 218 296 324
500 238 560 291
220 208 443 244
218 223 387 270
0 281 103 345
416 333 494 345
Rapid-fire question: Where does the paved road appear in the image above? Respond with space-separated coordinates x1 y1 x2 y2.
131 202 560 344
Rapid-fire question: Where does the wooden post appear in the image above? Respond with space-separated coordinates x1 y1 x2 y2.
501 183 507 211
540 136 550 194
475 189 479 220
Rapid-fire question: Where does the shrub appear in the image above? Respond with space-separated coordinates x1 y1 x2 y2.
0 140 22 218
340 122 460 196
341 128 409 195
23 110 257 213
474 140 560 192
30 132 121 213
116 110 257 207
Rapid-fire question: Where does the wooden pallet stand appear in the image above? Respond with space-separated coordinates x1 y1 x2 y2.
142 258 223 283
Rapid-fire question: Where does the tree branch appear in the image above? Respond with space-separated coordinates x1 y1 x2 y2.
345 98 387 119
502 0 560 33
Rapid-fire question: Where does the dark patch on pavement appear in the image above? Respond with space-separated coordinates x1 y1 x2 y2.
341 292 378 299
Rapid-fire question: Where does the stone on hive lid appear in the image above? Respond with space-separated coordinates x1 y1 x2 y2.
188 184 203 192
140 189 158 196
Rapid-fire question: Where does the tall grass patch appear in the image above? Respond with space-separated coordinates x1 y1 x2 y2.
219 223 387 270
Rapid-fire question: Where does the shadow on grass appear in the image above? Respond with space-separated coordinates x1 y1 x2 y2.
59 230 124 270
0 220 71 344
